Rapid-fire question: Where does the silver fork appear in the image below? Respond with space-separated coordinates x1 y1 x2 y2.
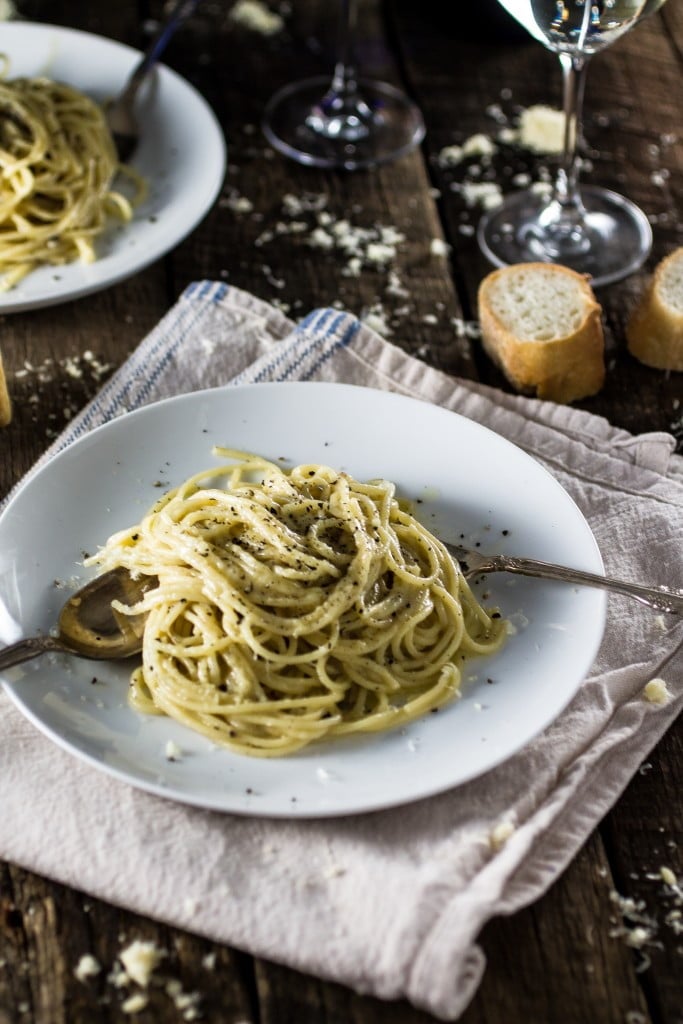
446 543 683 615
106 0 203 161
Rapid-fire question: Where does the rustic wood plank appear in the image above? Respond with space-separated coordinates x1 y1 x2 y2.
465 833 654 1024
600 724 683 1024
163 0 480 380
2 865 259 1023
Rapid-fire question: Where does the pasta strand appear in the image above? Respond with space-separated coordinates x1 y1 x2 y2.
0 76 145 290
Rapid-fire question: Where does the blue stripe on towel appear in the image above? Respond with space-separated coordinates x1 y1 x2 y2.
232 309 361 387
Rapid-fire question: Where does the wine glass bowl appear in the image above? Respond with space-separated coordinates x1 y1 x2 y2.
262 0 425 170
263 74 425 171
478 0 668 287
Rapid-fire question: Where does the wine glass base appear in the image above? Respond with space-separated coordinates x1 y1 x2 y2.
477 185 653 288
262 75 425 170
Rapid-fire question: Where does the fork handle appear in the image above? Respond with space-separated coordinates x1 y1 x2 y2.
0 635 67 671
124 0 203 98
483 554 683 615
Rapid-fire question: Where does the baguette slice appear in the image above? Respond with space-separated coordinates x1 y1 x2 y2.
478 263 605 404
626 248 683 371
0 349 10 426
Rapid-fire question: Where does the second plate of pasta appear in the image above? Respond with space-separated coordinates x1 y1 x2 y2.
0 22 225 312
0 382 606 816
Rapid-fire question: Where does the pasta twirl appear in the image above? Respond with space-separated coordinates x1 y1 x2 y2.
87 450 507 757
0 76 144 290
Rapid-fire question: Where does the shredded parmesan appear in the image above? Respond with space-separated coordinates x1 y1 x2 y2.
643 678 671 705
228 0 284 35
74 953 101 982
119 939 165 988
489 820 516 850
517 105 565 154
122 993 149 1015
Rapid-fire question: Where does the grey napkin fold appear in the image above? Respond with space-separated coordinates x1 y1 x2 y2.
1 282 681 1020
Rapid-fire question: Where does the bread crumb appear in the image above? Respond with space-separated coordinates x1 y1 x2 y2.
643 678 671 705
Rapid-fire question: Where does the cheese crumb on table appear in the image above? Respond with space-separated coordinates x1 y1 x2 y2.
122 992 149 1015
74 953 101 982
430 237 449 257
228 0 284 34
643 678 671 705
436 133 497 167
517 105 566 154
119 939 165 988
660 866 678 887
452 181 503 210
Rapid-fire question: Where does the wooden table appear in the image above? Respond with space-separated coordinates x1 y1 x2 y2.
1 1 681 1021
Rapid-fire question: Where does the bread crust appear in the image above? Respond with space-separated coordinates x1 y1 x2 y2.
626 249 683 371
478 263 605 404
0 350 11 427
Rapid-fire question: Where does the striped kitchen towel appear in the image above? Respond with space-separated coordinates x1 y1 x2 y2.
1 281 681 1021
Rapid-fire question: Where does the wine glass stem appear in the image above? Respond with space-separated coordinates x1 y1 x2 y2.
555 51 590 215
308 0 376 140
331 0 358 98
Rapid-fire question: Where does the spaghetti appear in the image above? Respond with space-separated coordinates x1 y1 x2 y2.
0 76 143 291
87 449 507 757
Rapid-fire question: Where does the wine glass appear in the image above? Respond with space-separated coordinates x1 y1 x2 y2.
478 0 668 287
262 0 425 170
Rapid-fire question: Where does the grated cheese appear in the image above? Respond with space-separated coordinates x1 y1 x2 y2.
436 133 497 167
643 678 671 705
429 238 449 257
489 820 516 850
660 866 678 887
228 0 284 35
517 105 565 154
74 953 101 982
121 993 148 1015
452 181 503 210
119 939 165 987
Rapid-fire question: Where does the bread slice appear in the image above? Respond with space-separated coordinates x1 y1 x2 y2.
0 349 10 426
626 248 683 371
478 263 605 404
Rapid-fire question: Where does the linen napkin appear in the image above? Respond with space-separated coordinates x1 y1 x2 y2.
1 281 681 1020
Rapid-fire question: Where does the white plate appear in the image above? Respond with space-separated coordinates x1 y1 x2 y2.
0 383 606 817
0 22 226 312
